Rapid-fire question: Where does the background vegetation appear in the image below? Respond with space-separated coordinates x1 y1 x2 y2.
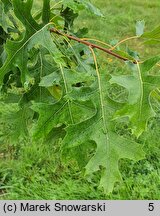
0 0 160 199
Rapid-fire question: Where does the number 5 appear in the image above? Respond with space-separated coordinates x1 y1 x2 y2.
148 203 154 211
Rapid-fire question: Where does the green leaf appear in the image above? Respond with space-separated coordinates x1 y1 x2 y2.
62 108 144 194
141 25 160 39
65 86 96 101
61 68 95 91
0 1 13 32
141 25 160 44
61 0 103 17
1 0 12 12
39 65 94 99
31 99 95 140
110 56 160 137
42 0 50 24
0 0 64 85
136 20 145 36
62 72 145 194
32 64 96 139
83 1 104 17
39 71 61 87
0 102 33 140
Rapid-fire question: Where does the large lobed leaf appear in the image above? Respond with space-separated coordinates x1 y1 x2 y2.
110 56 160 137
62 73 145 194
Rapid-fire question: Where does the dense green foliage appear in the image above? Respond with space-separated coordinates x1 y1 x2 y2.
0 0 160 198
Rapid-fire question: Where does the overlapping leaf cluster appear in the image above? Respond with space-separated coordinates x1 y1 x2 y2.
0 0 160 194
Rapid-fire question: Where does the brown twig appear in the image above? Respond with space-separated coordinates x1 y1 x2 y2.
50 28 137 64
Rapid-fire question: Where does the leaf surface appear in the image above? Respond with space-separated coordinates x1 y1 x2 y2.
62 72 145 193
61 0 103 16
0 0 64 85
110 56 160 136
